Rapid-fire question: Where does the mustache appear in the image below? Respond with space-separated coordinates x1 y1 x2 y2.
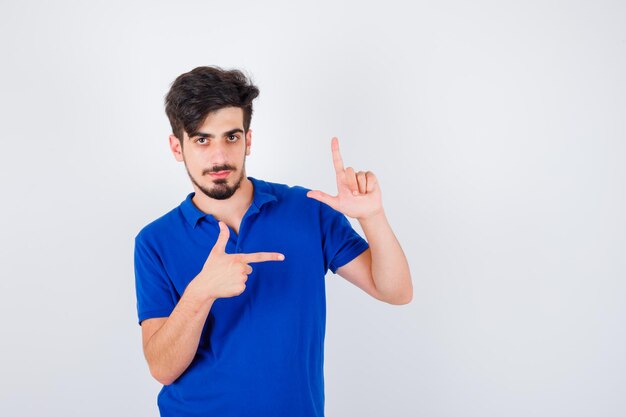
203 165 235 175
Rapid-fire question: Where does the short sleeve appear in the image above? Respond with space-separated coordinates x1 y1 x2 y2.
134 232 177 325
319 202 370 274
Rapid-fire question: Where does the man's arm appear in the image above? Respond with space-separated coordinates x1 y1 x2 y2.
307 137 412 305
336 211 412 305
141 289 215 386
139 222 284 385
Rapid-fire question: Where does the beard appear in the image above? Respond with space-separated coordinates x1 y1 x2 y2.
184 155 246 200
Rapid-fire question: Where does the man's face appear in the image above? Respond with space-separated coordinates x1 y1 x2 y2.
170 106 251 200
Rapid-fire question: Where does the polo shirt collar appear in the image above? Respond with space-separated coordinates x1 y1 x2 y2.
180 176 277 228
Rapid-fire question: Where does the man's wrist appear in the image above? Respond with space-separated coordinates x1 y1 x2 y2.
358 209 386 226
184 279 217 306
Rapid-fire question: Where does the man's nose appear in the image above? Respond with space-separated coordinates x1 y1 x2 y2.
210 140 229 164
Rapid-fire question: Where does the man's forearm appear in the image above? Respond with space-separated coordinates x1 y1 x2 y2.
143 282 215 385
359 210 413 304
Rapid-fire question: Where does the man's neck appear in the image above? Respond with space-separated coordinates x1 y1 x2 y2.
191 177 254 225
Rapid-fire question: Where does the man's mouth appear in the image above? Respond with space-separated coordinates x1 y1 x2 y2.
208 170 231 179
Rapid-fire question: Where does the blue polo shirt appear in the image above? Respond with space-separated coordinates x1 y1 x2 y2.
134 176 369 417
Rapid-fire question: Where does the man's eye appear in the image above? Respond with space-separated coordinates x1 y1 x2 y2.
227 135 239 142
196 138 210 145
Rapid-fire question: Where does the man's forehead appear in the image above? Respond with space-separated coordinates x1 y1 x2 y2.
201 106 244 126
186 106 245 138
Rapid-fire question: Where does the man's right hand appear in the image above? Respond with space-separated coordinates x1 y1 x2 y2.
190 221 285 301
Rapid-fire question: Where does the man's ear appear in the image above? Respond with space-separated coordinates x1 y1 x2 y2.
169 134 184 162
245 129 252 155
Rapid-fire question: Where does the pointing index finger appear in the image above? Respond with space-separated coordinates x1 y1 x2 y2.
331 137 345 175
238 252 285 264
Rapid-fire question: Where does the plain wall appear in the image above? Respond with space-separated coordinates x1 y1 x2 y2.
1 1 624 416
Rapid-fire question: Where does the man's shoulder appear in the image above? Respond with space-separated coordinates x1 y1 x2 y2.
253 177 335 216
256 177 336 221
254 177 308 196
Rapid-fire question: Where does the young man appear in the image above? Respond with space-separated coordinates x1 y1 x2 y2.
134 66 412 417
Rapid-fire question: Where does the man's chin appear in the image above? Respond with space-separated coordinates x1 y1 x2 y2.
200 177 243 200
199 186 236 200
192 168 245 200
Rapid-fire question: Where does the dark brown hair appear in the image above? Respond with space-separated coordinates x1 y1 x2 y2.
165 66 259 145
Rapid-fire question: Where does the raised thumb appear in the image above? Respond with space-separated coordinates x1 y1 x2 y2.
211 221 230 254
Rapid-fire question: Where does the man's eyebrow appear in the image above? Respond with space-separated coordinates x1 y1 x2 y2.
191 128 244 138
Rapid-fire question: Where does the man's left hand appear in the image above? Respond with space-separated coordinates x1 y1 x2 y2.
307 137 383 220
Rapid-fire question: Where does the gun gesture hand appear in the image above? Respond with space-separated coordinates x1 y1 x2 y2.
194 222 285 300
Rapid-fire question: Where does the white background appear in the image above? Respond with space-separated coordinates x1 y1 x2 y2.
1 1 625 416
